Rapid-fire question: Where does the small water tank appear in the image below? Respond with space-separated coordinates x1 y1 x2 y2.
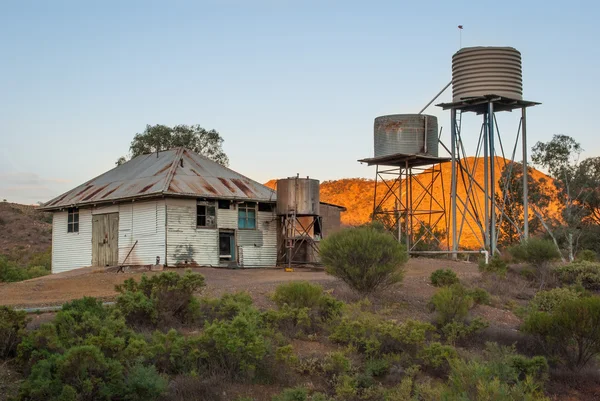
374 114 438 158
452 46 523 102
276 177 320 216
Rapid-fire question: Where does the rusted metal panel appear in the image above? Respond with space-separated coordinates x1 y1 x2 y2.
51 209 93 273
42 148 276 211
276 177 320 216
374 115 439 158
166 198 219 266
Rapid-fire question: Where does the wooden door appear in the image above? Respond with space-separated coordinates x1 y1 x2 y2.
92 213 119 267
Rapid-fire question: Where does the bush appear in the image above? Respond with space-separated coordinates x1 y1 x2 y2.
271 388 332 401
122 364 168 401
198 292 254 323
468 287 491 305
478 254 508 277
319 224 408 294
418 342 458 371
430 269 459 287
364 358 389 378
522 296 600 371
554 261 600 290
576 249 597 262
430 284 474 325
527 287 582 313
0 255 50 283
510 238 560 288
0 306 28 359
115 270 205 327
441 318 489 346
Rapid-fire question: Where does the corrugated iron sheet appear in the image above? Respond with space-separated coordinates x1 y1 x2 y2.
42 148 276 210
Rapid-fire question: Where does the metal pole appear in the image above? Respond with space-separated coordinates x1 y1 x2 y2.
418 81 452 115
488 102 496 254
450 108 458 259
522 107 529 240
372 165 379 222
405 161 410 251
483 112 490 249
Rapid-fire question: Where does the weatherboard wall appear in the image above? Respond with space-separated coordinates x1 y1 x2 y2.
51 209 93 274
239 211 277 267
118 200 166 266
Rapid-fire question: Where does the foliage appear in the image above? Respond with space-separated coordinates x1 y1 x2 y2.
364 357 389 378
430 284 474 325
272 281 325 309
0 254 50 282
468 287 491 305
576 249 597 262
198 292 254 323
527 287 583 313
319 224 408 294
496 162 552 246
554 261 600 290
0 306 29 359
329 307 435 357
478 254 508 277
510 238 561 287
441 318 489 346
121 364 168 401
115 270 205 327
322 351 352 376
271 387 332 401
121 124 229 166
418 342 458 371
430 269 459 287
522 296 600 371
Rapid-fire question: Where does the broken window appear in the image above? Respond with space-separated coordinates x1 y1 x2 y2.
238 202 256 229
67 207 79 233
258 202 274 212
197 202 216 228
218 200 231 209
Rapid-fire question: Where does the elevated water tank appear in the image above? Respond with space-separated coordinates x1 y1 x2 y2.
452 46 523 102
374 114 438 158
276 177 320 216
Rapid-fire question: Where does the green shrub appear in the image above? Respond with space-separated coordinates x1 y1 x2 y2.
522 296 600 371
430 284 474 325
0 306 28 359
364 358 389 378
122 364 167 401
27 249 52 271
271 388 332 401
527 287 582 313
554 261 600 290
510 238 560 288
272 282 324 308
322 351 351 375
198 292 254 323
319 224 408 294
197 309 269 379
418 342 458 371
468 288 491 305
115 270 205 327
430 269 459 287
478 254 508 277
441 318 489 346
576 249 597 262
329 309 435 357
0 255 50 283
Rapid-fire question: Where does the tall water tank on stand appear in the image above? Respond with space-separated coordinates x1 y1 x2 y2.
276 177 320 216
374 114 439 158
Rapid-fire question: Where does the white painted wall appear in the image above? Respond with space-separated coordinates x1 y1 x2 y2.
166 198 219 266
51 209 93 274
118 200 166 266
239 210 277 267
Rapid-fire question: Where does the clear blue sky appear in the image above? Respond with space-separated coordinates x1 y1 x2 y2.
1 0 599 204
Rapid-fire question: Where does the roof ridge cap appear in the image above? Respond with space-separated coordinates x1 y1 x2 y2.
162 147 185 194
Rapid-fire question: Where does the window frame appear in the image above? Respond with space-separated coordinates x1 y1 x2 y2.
196 201 216 228
238 202 257 230
67 207 79 233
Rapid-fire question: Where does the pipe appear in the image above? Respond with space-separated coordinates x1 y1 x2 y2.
418 81 452 115
522 107 529 240
17 301 116 314
450 109 458 259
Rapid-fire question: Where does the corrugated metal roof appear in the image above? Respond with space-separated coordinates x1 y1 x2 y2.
42 148 276 210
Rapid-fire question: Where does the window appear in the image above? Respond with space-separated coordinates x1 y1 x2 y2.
258 202 274 212
197 203 216 228
218 200 231 209
67 207 79 233
238 202 256 229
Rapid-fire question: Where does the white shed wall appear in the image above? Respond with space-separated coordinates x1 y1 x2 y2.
239 211 277 268
118 200 166 265
51 209 93 274
217 206 238 229
166 198 219 266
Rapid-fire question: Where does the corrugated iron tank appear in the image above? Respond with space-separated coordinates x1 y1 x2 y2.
276 177 320 216
452 46 523 102
374 114 438 158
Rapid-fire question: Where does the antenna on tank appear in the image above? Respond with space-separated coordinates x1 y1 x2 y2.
458 25 463 49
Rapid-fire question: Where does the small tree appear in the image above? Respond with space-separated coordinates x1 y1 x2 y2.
509 238 560 288
319 224 408 294
522 296 600 371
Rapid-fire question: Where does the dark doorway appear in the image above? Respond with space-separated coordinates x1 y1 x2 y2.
219 230 236 262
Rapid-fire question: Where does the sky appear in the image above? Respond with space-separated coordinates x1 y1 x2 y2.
1 0 599 204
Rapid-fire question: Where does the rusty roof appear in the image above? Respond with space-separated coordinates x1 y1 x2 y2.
41 148 276 210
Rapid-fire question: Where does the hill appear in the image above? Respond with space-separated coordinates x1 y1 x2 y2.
0 202 52 263
266 157 559 248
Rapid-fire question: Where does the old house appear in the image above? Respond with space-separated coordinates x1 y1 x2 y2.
41 148 344 273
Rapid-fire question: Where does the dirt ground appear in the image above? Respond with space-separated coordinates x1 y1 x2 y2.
0 257 480 309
